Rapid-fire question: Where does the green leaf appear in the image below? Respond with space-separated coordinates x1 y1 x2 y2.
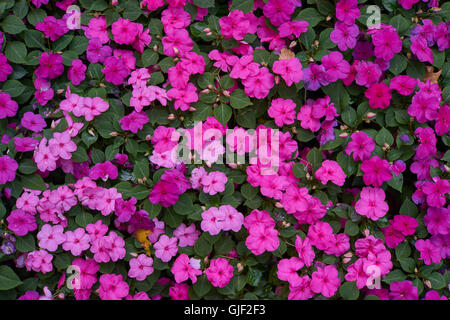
292 163 307 179
71 146 89 162
75 211 94 228
241 183 258 200
2 80 25 98
230 0 254 13
407 60 425 81
214 237 235 255
214 104 232 125
395 242 411 259
387 173 403 192
339 282 359 300
133 158 150 179
21 174 46 191
54 35 74 51
296 128 315 142
344 220 359 237
399 257 415 273
230 89 252 109
0 266 22 290
1 15 26 34
341 107 357 126
5 41 27 64
246 268 262 287
141 49 159 67
390 15 410 35
319 28 336 50
389 54 408 75
427 272 446 290
193 0 215 8
295 8 323 27
24 30 46 50
382 269 406 284
307 147 323 172
194 234 213 257
15 234 36 253
193 275 212 297
18 159 37 175
173 193 194 215
375 127 394 146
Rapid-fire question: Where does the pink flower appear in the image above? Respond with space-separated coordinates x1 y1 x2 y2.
48 131 77 160
6 209 37 236
68 59 86 86
154 235 178 262
20 112 46 133
424 207 449 236
345 131 374 161
330 22 359 51
415 239 441 265
272 58 303 87
37 224 66 252
408 91 439 123
311 96 338 121
171 254 202 283
361 156 392 187
414 127 437 160
167 83 198 111
111 18 138 45
277 257 304 285
435 105 450 136
98 274 129 300
0 53 12 82
281 186 310 214
263 0 296 27
115 197 137 223
242 66 274 99
315 160 346 186
295 235 315 267
201 207 226 236
63 228 91 256
245 224 279 255
128 254 154 281
411 37 433 63
321 51 350 83
201 171 227 195
173 223 200 247
0 155 18 185
220 205 244 233
36 52 64 79
355 187 389 221
162 29 194 57
297 105 321 132
365 83 392 109
14 137 38 152
89 161 119 181
86 16 109 44
102 56 130 85
169 283 189 300
371 29 402 61
206 258 234 288
391 215 418 236
71 258 99 289
268 98 297 127
288 276 314 300
149 180 179 207
36 16 67 41
25 249 53 274
389 281 418 300
119 111 149 134
355 61 381 87
310 265 340 298
390 75 417 96
336 0 360 25
422 177 450 208
279 20 309 38
0 92 18 118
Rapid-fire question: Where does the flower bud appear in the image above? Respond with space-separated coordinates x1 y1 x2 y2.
366 112 376 119
189 106 196 112
153 45 158 52
130 252 138 257
56 89 65 95
339 132 349 138
222 90 230 97
145 134 152 141
237 263 244 273
203 28 211 33
275 202 283 208
274 75 280 85
179 116 184 121
168 114 175 120
363 229 370 237
289 41 297 49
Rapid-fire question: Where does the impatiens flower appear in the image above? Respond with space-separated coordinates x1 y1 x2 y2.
245 224 279 255
171 253 202 284
365 82 392 109
242 66 274 99
345 131 375 161
201 171 227 195
263 0 296 27
321 51 350 83
0 53 12 82
355 61 381 87
119 111 149 134
424 207 449 236
37 224 66 252
410 37 433 63
336 0 360 25
389 75 417 96
415 239 441 265
0 92 18 118
115 197 137 223
128 254 154 281
414 127 437 160
408 91 439 123
371 28 402 61
422 177 450 208
302 63 328 91
68 59 86 86
330 22 359 51
310 265 340 298
201 207 225 236
21 112 46 132
6 209 37 236
315 160 346 186
36 52 64 79
167 83 198 111
268 98 297 127
361 156 392 187
111 18 138 45
173 223 200 247
297 105 321 132
278 20 309 38
86 16 109 44
25 249 53 274
391 215 418 236
63 228 91 256
169 283 189 300
389 281 418 300
102 56 130 85
98 274 129 300
89 161 119 181
149 180 179 207
206 258 234 288
272 57 303 87
277 257 304 285
355 187 389 221
14 137 39 152
0 155 18 185
48 131 77 160
154 235 178 262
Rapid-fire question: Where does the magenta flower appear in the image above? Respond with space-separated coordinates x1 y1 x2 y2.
21 112 46 133
98 274 129 300
0 155 18 185
206 258 234 288
272 58 303 87
389 281 418 300
6 209 37 236
355 187 389 221
154 235 178 262
310 265 340 298
0 92 18 119
315 160 346 186
37 224 66 252
128 254 154 281
171 253 202 284
361 156 392 187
